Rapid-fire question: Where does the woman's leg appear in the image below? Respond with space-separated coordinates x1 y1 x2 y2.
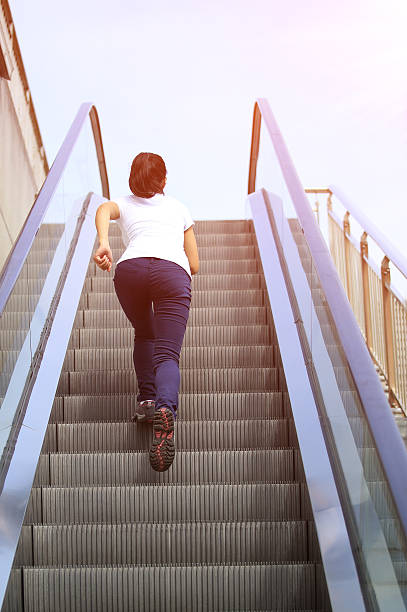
148 258 191 471
149 259 192 420
113 258 156 402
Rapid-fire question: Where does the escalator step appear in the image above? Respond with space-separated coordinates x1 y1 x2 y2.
109 245 257 260
11 277 91 296
61 346 277 372
29 521 310 566
107 219 252 235
190 220 253 233
36 223 65 237
107 231 254 246
32 482 303 524
43 418 291 452
75 306 269 329
88 259 259 277
68 325 272 349
87 290 264 309
0 329 30 349
52 391 287 422
88 274 264 293
57 367 281 395
3 292 87 313
11 563 322 611
0 312 31 330
193 232 255 245
24 237 61 251
40 449 300 487
24 250 55 266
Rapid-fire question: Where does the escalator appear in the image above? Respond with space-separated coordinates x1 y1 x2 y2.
3 218 331 611
1 100 407 610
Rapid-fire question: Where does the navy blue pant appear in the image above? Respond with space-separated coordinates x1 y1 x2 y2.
113 257 191 420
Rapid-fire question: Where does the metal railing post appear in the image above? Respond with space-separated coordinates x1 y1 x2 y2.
381 256 396 402
314 199 320 225
248 102 262 195
343 211 352 301
360 232 372 348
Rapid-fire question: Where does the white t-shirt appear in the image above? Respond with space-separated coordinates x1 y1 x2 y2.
113 192 195 278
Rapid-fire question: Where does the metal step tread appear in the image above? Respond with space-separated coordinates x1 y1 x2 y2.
2 307 273 330
33 449 302 487
88 259 260 277
17 520 319 567
4 563 328 612
86 289 266 309
107 233 255 245
66 325 273 349
23 482 311 525
42 419 297 453
50 391 288 422
110 246 258 259
11 263 262 286
55 367 284 395
61 345 279 372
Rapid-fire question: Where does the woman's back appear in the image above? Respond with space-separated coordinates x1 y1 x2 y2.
114 192 195 278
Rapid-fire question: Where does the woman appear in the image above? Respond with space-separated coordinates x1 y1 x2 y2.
93 152 199 472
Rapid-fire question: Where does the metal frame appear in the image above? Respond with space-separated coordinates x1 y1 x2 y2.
248 97 407 538
306 187 407 413
0 193 103 608
249 189 366 611
0 194 86 485
0 102 109 314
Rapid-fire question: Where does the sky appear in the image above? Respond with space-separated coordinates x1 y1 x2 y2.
8 0 407 262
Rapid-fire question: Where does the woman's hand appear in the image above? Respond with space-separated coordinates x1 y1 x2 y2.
93 243 113 272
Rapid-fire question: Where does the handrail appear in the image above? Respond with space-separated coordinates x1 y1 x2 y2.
0 102 109 315
249 189 366 610
327 184 407 279
248 98 407 537
0 192 103 609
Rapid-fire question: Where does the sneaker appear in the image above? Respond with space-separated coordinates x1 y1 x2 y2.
149 407 175 472
133 399 156 423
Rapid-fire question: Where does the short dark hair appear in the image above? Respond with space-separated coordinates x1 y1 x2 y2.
129 152 167 198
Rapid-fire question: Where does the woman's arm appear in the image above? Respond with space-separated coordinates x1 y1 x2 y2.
184 226 199 275
93 201 120 272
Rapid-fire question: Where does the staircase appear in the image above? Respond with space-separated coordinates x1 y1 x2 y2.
4 219 331 611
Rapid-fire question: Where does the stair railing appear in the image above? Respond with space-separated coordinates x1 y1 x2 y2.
305 186 407 416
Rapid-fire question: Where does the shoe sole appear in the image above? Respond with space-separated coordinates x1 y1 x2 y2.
133 412 154 424
149 408 175 472
133 402 156 424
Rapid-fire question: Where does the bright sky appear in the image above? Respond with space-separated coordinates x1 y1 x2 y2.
9 0 407 258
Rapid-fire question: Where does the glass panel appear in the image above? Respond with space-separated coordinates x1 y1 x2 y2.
306 249 407 606
253 117 407 606
0 114 103 464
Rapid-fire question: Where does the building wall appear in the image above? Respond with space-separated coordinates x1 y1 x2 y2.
0 0 48 272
